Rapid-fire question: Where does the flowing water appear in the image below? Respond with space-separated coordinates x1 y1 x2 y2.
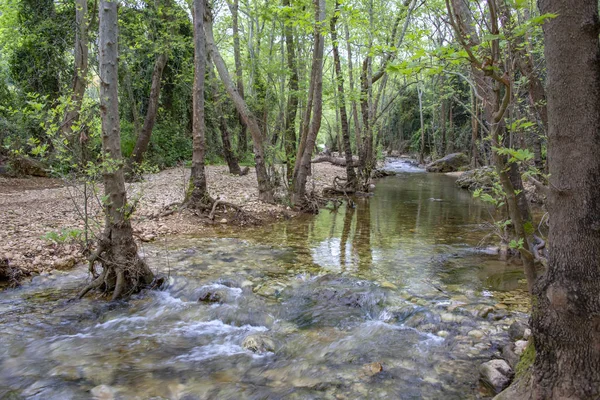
0 159 529 399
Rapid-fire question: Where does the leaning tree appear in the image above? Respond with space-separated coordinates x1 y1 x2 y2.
79 0 154 300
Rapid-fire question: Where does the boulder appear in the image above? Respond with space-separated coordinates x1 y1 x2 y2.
455 166 496 191
426 153 469 173
479 359 514 394
9 155 47 177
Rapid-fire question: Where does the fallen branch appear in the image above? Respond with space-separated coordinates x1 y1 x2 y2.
311 155 360 167
525 174 550 197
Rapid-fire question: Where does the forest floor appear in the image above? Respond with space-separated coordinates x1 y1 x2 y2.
0 163 346 277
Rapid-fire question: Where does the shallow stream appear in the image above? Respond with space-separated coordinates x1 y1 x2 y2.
0 159 529 399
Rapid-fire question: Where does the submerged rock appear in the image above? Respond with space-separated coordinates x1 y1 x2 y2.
242 334 276 354
426 153 469 173
479 359 514 394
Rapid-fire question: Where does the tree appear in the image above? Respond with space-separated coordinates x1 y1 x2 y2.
330 0 357 189
79 0 154 300
531 0 600 397
185 0 209 207
292 0 326 205
61 0 89 138
205 1 274 202
445 0 537 293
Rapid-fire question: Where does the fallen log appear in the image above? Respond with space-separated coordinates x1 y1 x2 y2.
311 155 360 167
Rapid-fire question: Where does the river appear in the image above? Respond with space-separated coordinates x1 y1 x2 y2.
0 159 529 399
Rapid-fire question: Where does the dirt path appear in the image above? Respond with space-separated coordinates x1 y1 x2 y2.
0 164 346 276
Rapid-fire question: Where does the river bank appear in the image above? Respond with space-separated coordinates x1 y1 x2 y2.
0 163 346 278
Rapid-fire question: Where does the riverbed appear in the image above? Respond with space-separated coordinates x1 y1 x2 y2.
0 159 529 399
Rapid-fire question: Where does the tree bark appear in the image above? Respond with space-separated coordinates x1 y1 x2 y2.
283 0 299 184
87 0 153 300
186 0 209 207
130 52 168 166
330 0 357 189
532 0 600 398
205 4 273 202
62 0 89 137
208 62 243 176
292 0 325 204
418 85 425 164
227 0 247 154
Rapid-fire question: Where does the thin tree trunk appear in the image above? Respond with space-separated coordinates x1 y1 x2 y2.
205 4 273 202
185 0 209 207
208 62 242 176
62 0 89 137
86 0 153 300
344 22 362 157
292 0 325 204
227 0 247 154
440 75 447 155
470 90 478 167
532 1 600 398
130 52 168 166
283 0 299 184
331 0 357 188
418 85 425 164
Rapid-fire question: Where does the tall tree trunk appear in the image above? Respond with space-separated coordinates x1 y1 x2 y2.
283 0 299 184
227 0 247 154
130 52 168 166
440 75 447 155
208 62 243 176
62 0 89 137
292 0 325 204
470 90 478 167
205 4 273 202
80 0 154 301
186 0 209 207
418 85 425 164
532 0 600 398
330 0 357 189
344 22 363 157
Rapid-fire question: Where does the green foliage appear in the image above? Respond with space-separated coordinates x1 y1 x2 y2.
42 228 83 245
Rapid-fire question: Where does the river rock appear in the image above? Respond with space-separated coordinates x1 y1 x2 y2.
361 362 383 377
242 333 276 354
479 359 513 394
455 166 496 191
380 281 398 290
426 153 469 173
91 384 117 400
501 343 520 368
508 321 528 341
514 340 528 356
468 329 485 339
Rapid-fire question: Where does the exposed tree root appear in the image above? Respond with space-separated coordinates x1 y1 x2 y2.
0 257 23 287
